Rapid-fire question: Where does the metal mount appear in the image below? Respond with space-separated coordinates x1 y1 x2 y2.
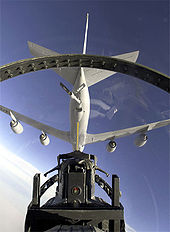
0 54 169 93
25 151 126 231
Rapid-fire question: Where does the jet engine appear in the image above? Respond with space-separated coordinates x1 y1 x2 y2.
40 131 50 146
134 134 148 147
10 120 23 134
9 111 23 134
106 141 117 152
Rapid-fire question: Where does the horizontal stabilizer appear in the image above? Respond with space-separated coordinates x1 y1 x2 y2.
112 50 139 63
27 41 79 85
28 41 139 87
27 41 60 57
0 105 70 143
84 50 139 87
85 119 170 144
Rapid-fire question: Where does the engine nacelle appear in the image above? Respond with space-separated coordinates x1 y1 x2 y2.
10 120 23 134
106 141 117 152
134 134 147 147
40 132 50 146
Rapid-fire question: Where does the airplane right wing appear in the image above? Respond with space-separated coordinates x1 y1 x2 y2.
85 119 170 144
0 105 70 143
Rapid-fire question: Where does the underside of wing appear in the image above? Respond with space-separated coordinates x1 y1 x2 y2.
85 119 170 144
0 105 70 143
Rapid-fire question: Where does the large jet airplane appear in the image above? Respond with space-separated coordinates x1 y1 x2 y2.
0 14 169 152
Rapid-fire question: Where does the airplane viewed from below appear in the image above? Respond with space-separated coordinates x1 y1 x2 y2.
0 13 170 152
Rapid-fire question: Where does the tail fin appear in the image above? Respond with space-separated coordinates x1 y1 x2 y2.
83 13 89 54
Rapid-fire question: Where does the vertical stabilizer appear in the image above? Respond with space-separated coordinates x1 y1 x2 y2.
83 13 89 54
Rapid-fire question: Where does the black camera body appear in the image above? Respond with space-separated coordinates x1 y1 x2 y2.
58 153 95 205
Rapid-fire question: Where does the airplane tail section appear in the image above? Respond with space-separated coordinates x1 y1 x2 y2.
80 13 140 87
28 41 60 57
83 50 139 87
28 41 79 85
28 13 139 88
112 50 139 62
27 13 89 86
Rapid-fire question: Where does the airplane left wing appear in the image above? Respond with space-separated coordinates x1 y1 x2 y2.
85 119 170 144
0 105 70 143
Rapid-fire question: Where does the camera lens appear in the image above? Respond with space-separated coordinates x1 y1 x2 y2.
72 186 81 195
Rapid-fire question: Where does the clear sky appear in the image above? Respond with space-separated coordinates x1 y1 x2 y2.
0 1 169 231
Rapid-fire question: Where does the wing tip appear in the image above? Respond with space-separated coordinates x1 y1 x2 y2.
27 40 34 48
113 50 140 63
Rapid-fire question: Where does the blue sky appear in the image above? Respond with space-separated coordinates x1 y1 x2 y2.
0 1 169 231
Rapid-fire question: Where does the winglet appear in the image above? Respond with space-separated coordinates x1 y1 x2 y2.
83 13 89 54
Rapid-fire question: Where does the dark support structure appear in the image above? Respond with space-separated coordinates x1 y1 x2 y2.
32 173 40 207
112 175 120 207
25 151 126 232
112 175 120 232
0 54 169 93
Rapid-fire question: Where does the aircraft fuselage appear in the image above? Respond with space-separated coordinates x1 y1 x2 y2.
69 68 90 151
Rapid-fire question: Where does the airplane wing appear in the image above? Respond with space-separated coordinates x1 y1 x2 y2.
85 119 170 144
0 105 70 143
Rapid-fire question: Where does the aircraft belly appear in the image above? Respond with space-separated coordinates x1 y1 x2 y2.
69 67 90 151
70 102 89 151
70 99 89 151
